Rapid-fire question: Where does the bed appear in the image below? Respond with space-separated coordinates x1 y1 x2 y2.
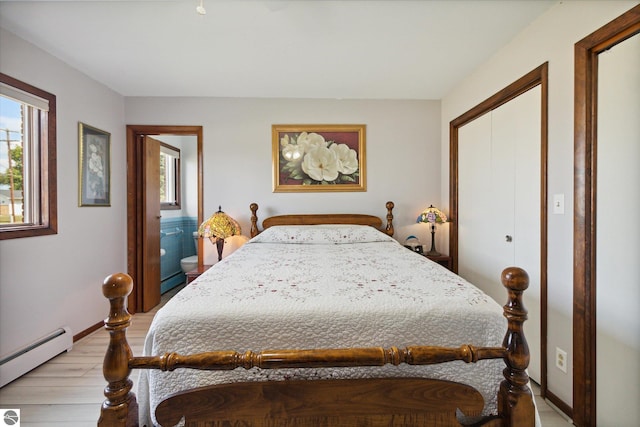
98 201 536 427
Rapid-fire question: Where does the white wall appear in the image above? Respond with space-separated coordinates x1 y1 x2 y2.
180 136 198 219
440 0 639 409
125 97 443 247
0 29 127 357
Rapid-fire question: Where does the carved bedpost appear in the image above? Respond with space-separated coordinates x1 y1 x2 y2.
385 201 394 236
499 267 535 427
250 203 259 237
98 273 138 427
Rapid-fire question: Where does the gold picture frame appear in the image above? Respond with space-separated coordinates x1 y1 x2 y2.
78 122 110 206
272 124 366 193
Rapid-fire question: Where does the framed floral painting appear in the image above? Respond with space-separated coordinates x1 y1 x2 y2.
272 124 366 192
78 122 110 206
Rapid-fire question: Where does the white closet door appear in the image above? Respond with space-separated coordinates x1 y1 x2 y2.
493 87 541 382
489 95 517 305
458 113 495 291
458 87 541 383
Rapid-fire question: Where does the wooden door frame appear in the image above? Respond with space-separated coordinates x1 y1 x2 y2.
573 6 640 426
126 125 203 313
449 63 551 405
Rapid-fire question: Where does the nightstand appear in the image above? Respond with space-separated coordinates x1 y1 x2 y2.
424 254 452 271
186 265 212 284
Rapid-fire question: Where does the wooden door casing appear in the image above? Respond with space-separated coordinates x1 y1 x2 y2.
573 6 640 426
126 125 203 314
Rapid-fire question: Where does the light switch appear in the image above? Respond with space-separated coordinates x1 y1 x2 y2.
553 194 565 214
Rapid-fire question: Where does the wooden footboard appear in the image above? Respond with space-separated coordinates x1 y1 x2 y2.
155 378 487 427
98 267 534 427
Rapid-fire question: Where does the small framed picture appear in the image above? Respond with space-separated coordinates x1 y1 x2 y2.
78 122 110 206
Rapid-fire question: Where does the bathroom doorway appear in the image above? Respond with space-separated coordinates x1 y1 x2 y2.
126 125 203 313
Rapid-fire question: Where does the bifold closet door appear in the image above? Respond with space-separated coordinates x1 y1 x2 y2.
458 113 508 302
494 87 541 384
458 86 541 382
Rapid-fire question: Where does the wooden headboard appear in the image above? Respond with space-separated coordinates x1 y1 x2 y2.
249 201 395 238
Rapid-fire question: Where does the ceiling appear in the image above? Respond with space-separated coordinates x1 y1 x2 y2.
0 0 556 99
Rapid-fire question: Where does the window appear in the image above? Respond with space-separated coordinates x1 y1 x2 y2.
160 143 180 210
0 73 57 239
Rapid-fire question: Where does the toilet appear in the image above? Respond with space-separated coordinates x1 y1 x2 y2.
180 232 199 274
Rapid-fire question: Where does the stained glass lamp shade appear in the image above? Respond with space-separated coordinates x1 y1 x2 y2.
198 206 241 261
416 205 447 257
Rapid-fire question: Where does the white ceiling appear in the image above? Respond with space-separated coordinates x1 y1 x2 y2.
0 0 556 99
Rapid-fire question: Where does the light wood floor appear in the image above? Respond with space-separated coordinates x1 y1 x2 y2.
0 286 572 426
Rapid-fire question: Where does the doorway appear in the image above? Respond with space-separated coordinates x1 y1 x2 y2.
573 5 640 426
126 125 203 313
449 63 549 397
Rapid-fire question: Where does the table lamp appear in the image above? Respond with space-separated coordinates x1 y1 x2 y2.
198 206 241 261
417 205 447 257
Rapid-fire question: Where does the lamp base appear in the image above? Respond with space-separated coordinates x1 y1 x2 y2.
428 226 440 257
216 237 224 262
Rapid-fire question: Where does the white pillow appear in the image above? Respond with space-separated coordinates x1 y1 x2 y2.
249 224 394 244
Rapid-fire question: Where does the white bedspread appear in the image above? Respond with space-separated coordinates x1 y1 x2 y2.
138 225 510 426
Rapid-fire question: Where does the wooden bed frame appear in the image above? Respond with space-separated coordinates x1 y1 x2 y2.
249 201 396 238
98 202 535 427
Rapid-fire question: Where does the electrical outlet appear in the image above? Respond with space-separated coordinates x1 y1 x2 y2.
555 347 568 373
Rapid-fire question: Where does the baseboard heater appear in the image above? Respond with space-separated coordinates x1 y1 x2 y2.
0 326 73 387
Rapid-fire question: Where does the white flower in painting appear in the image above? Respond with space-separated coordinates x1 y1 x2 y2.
329 143 358 175
282 143 303 161
301 146 339 182
280 134 290 147
296 132 327 153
